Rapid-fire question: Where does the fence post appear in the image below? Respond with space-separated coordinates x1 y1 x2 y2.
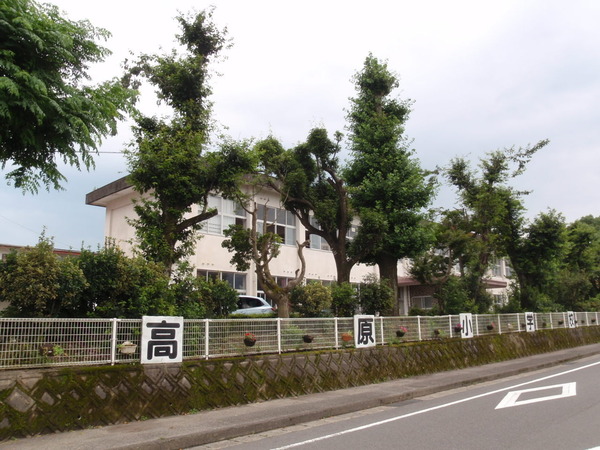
380 317 385 345
475 315 480 336
277 318 282 354
204 319 210 360
497 314 502 334
448 316 453 337
334 318 339 349
417 316 422 341
110 318 117 365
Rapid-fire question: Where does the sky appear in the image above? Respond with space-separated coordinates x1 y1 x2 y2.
1 0 599 250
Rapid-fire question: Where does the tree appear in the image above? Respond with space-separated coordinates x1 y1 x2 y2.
410 211 476 313
0 0 137 192
256 129 376 283
551 216 600 311
124 11 255 275
222 200 308 318
444 141 549 311
345 54 436 312
506 210 567 311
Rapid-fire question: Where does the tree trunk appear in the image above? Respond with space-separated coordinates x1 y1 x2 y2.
377 253 399 315
276 296 290 318
333 251 353 284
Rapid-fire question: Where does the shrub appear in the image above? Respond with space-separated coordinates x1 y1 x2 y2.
331 282 358 317
290 283 332 317
0 237 87 317
359 274 393 315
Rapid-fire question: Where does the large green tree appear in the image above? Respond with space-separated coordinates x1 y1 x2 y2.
552 216 600 311
124 11 254 275
256 129 377 284
0 0 137 192
445 142 549 312
345 54 436 312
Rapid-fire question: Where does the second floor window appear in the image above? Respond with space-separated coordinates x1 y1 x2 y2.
257 205 296 246
305 216 331 251
203 195 246 235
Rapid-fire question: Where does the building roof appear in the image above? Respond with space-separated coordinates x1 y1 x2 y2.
0 244 81 257
85 176 132 207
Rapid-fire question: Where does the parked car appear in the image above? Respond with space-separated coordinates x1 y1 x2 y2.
232 295 275 315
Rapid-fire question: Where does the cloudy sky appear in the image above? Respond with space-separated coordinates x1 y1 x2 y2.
1 0 599 250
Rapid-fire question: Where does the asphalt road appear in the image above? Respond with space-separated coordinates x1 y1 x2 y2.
198 355 600 450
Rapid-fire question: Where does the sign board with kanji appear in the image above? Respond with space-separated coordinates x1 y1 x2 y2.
141 316 184 364
354 315 376 348
525 312 536 332
567 311 576 328
459 313 474 338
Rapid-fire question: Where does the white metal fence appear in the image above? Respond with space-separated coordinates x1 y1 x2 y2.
0 312 596 370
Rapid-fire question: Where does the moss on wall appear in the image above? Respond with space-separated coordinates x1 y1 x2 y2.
1 327 599 439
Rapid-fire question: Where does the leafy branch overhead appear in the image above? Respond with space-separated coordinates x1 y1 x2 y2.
0 0 137 192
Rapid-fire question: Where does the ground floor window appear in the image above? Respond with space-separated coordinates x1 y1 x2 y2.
411 295 435 310
493 293 507 307
197 270 246 293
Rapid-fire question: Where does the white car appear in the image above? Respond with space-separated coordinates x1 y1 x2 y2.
232 295 275 315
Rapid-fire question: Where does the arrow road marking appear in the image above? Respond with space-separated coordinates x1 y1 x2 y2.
495 382 576 409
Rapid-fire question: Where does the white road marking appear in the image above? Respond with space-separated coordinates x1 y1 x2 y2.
271 359 600 449
495 382 576 409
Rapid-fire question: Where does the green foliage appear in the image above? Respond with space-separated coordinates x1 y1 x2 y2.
290 283 332 318
124 10 255 274
358 274 394 315
222 203 307 318
433 276 474 314
86 253 176 318
280 324 305 347
0 0 137 191
330 282 359 317
198 278 238 318
0 238 237 319
551 216 600 311
73 244 174 318
345 54 436 306
509 210 568 311
443 142 549 312
221 225 255 272
256 129 360 283
168 264 206 318
0 236 87 317
167 269 237 319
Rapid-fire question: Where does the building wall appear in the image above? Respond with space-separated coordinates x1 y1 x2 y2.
87 182 512 309
92 185 379 298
